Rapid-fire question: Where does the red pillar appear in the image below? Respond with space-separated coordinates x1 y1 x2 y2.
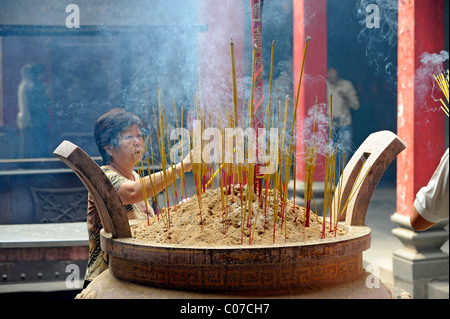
397 0 446 216
293 0 327 182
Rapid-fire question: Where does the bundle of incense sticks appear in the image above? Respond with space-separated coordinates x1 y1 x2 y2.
281 36 311 237
149 37 313 245
136 35 372 244
434 70 449 116
143 134 163 221
133 147 150 226
331 156 372 236
321 96 372 238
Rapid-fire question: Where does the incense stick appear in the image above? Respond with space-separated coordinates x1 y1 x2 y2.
133 147 150 225
230 38 239 128
143 135 163 223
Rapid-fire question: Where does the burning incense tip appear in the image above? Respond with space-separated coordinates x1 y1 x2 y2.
306 36 311 42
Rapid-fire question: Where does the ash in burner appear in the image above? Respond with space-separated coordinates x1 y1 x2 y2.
130 185 347 247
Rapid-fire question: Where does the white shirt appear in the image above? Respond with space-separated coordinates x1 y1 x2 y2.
414 148 449 224
327 79 360 127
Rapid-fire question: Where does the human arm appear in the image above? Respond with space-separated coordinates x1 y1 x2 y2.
117 152 192 205
409 149 449 231
410 205 436 231
339 81 360 111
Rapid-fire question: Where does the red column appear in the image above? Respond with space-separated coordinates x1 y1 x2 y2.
397 0 446 216
293 0 327 181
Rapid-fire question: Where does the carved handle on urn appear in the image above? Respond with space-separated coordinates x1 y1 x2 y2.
333 131 406 226
53 140 132 238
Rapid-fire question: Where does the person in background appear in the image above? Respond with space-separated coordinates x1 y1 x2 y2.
326 67 360 157
17 63 50 158
84 108 192 288
410 148 449 231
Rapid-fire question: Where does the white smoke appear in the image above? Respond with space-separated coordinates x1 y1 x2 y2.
415 50 449 111
356 0 398 85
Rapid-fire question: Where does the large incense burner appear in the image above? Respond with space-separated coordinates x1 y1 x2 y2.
54 131 405 298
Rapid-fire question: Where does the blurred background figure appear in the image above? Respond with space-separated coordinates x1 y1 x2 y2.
326 66 360 158
17 63 50 158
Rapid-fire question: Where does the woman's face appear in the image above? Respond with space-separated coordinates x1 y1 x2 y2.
108 124 144 167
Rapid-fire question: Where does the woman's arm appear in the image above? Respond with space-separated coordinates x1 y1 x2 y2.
117 153 192 205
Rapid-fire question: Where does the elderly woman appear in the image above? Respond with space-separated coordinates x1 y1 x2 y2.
84 108 192 288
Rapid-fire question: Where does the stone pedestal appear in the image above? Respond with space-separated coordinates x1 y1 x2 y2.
77 269 401 299
391 213 449 299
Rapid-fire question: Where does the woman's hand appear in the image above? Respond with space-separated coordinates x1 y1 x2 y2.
175 150 193 175
181 150 193 173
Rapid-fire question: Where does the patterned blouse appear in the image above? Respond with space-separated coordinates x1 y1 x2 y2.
84 166 154 282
